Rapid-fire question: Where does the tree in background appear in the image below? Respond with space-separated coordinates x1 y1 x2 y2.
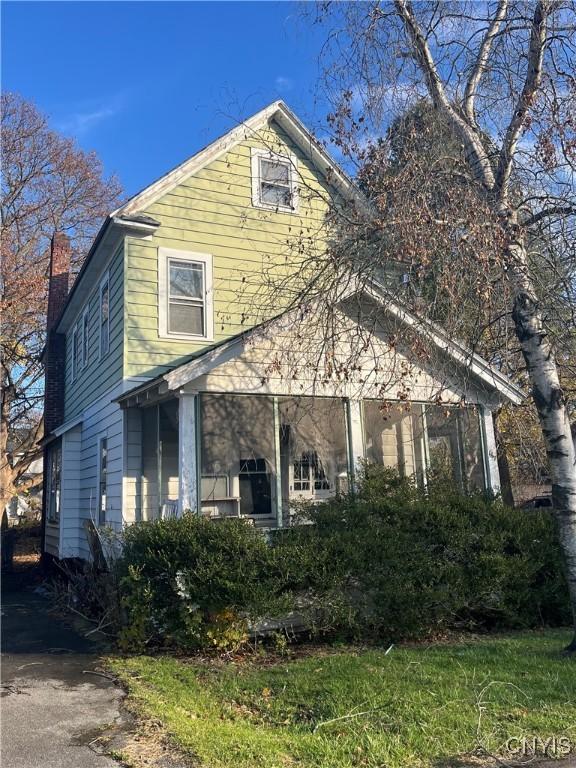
274 1 575 646
0 93 122 514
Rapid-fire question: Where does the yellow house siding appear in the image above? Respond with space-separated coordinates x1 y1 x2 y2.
124 119 335 379
64 244 124 420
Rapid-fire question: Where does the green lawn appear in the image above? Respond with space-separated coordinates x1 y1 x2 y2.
110 630 575 768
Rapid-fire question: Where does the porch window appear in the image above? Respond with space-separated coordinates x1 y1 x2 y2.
278 397 349 503
200 394 276 519
425 405 484 490
363 401 484 491
141 400 179 520
158 248 213 341
364 402 426 485
46 441 62 523
251 149 297 212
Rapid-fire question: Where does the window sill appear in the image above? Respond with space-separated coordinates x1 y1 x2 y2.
159 331 214 343
252 199 299 215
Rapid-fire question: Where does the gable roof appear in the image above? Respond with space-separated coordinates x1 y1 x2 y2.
113 100 361 217
117 283 524 408
54 101 360 332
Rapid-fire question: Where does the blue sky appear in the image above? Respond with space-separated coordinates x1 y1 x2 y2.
2 1 331 198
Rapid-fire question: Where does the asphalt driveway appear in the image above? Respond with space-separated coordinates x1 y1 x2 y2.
1 570 124 768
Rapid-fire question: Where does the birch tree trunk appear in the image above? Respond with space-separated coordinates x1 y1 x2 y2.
506 218 576 649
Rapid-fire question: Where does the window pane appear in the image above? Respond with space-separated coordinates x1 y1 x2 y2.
82 314 89 365
73 330 81 375
260 158 290 185
168 301 204 335
101 284 109 321
169 261 203 299
101 320 109 356
261 183 292 207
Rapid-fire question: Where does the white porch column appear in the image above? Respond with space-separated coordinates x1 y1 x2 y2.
480 406 501 495
178 392 199 515
347 399 365 489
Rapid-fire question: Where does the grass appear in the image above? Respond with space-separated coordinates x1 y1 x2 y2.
109 629 575 768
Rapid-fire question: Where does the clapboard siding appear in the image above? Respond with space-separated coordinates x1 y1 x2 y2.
73 381 126 560
64 244 124 421
124 119 334 379
60 425 82 558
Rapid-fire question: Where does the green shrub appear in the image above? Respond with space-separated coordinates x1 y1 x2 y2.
116 468 570 651
118 515 290 651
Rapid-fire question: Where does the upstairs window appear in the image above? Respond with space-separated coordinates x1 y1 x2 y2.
82 308 90 367
251 149 297 212
99 274 110 357
159 248 213 341
71 324 82 382
169 259 204 335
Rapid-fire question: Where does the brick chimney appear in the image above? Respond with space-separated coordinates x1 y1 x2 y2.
44 233 70 433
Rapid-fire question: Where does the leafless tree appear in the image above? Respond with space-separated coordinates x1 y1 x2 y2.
0 93 122 513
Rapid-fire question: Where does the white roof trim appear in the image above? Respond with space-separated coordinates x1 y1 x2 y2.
52 415 83 437
159 289 524 405
113 101 360 218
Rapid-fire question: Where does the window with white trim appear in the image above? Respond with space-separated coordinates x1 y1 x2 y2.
46 440 62 523
99 275 110 357
251 149 297 212
158 248 213 340
71 324 81 381
82 308 90 367
98 437 107 525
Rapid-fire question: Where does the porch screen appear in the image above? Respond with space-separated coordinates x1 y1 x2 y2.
141 400 179 520
363 401 484 490
200 394 276 518
364 402 426 486
277 397 349 503
425 405 483 490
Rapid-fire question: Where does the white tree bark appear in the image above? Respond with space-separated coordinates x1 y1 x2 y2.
394 0 576 648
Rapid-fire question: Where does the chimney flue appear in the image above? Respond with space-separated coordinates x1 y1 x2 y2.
44 232 70 434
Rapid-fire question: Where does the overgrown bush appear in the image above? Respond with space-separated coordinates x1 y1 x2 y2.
117 516 291 651
115 467 570 651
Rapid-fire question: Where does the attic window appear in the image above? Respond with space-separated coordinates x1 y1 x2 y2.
251 149 298 212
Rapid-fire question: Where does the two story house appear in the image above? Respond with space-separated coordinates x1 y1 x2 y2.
41 101 523 561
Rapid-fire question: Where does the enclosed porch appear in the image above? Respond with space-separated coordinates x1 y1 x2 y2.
123 393 497 527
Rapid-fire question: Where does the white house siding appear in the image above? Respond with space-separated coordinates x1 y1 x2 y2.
63 244 125 422
44 519 60 558
59 425 82 558
72 381 131 559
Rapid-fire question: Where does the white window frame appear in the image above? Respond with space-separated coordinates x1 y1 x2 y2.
81 307 90 368
96 434 108 526
99 272 110 358
46 440 62 524
158 248 214 342
71 324 81 382
251 148 299 213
